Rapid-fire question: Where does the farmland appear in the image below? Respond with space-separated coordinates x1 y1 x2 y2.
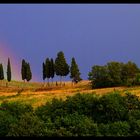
0 80 140 108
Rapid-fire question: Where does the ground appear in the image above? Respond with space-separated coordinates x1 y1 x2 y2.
0 80 140 108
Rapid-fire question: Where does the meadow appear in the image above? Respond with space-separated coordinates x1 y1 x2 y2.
0 80 140 108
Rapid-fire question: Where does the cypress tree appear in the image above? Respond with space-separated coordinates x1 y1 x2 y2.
21 59 26 82
50 58 55 83
45 58 51 84
26 63 32 82
7 58 11 82
70 57 82 84
42 62 46 82
55 51 69 85
0 63 4 80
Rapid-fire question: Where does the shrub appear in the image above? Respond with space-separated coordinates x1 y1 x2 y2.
0 101 33 119
92 93 128 123
0 110 17 136
51 112 99 136
7 112 46 136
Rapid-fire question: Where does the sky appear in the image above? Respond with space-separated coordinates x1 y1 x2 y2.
0 4 140 82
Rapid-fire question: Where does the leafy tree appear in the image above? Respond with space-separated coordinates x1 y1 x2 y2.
70 57 82 84
89 61 140 88
50 58 55 83
107 61 123 86
55 51 69 85
26 63 32 82
21 59 26 82
88 65 112 88
121 61 140 86
0 63 4 80
7 58 11 82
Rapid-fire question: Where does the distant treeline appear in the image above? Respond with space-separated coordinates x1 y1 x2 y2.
0 51 82 85
88 61 140 88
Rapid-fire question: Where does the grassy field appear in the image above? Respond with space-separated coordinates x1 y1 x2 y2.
0 80 140 108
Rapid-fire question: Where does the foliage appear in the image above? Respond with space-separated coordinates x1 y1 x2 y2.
26 63 32 82
21 59 32 82
7 58 11 82
0 63 4 80
21 59 26 81
88 61 140 88
42 62 46 81
0 110 17 136
7 112 46 136
0 92 140 136
98 121 130 136
0 101 33 119
50 58 55 80
70 57 82 83
55 51 69 84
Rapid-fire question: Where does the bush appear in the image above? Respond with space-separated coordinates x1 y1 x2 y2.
35 98 67 122
0 110 17 136
65 93 98 116
7 112 46 136
50 112 99 136
0 101 33 119
92 93 128 123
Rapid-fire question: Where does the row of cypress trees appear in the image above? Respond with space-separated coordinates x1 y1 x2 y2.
0 51 82 84
42 51 82 85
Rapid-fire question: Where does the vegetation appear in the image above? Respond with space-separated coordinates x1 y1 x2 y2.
21 59 32 82
70 57 82 84
55 51 69 85
88 61 140 88
7 58 11 82
0 63 4 80
0 92 140 136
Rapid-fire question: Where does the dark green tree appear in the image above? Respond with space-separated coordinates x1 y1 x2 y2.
107 61 123 86
21 59 26 82
70 57 82 84
88 65 112 88
42 62 46 82
26 63 32 82
122 61 140 86
55 51 69 85
45 58 51 84
0 63 4 80
50 58 55 83
7 58 11 82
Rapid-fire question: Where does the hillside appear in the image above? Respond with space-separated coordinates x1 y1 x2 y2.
0 80 140 108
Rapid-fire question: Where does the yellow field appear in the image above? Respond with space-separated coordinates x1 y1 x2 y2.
0 80 140 108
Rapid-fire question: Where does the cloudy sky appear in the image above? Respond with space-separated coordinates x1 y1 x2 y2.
0 4 140 82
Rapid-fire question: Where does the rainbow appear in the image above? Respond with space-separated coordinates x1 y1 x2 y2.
0 41 21 81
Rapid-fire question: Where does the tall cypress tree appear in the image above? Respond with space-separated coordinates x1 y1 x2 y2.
0 63 4 80
50 58 55 83
26 63 32 82
21 59 26 82
45 58 51 84
7 58 11 82
42 62 46 82
55 51 69 85
70 57 82 83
